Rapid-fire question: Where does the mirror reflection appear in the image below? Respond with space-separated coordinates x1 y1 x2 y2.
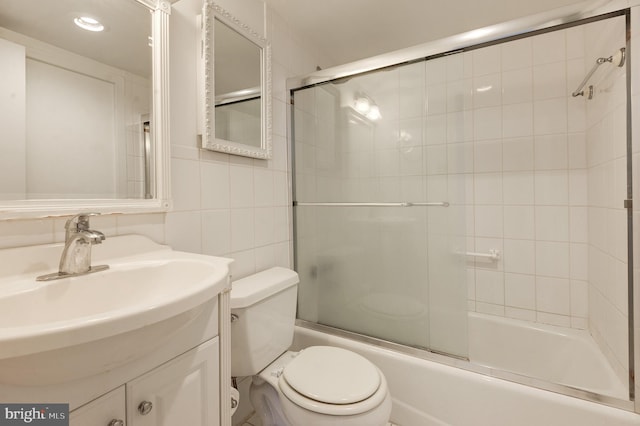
214 18 261 148
0 0 152 200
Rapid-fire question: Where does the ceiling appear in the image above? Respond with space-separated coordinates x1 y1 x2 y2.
0 0 594 81
263 0 591 67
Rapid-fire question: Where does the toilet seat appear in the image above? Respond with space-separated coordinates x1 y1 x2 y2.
283 346 380 404
277 346 389 416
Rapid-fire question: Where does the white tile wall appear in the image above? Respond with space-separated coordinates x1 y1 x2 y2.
463 14 629 386
463 17 626 339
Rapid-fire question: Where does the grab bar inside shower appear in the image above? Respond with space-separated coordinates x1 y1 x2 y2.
572 47 625 99
465 249 501 261
293 201 450 207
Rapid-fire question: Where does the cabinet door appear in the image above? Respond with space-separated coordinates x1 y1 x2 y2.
127 337 220 426
69 386 126 426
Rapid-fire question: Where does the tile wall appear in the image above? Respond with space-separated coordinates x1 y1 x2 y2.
463 17 625 349
457 15 628 382
463 26 592 329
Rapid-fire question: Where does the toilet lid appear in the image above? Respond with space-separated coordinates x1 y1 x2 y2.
282 346 380 404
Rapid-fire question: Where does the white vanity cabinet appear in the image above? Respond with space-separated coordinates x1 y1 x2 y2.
127 338 219 426
69 338 219 426
69 386 126 426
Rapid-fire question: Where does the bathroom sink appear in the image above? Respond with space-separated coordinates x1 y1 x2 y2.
0 235 231 385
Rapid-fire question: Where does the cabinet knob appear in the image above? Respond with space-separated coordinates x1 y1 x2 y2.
108 420 124 426
138 401 153 415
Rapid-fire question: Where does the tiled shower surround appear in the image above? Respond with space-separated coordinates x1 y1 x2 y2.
293 15 629 382
461 16 629 381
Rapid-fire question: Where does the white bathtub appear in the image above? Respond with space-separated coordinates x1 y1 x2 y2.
292 314 640 426
468 312 627 399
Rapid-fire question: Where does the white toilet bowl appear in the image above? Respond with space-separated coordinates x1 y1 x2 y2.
249 347 392 426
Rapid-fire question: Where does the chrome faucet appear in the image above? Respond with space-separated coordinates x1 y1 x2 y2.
36 213 109 281
59 213 106 274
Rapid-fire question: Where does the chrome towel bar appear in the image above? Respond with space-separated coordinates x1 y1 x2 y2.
572 47 625 99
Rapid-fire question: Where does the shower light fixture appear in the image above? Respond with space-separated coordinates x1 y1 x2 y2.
366 105 382 121
354 97 371 114
74 16 104 32
353 94 382 121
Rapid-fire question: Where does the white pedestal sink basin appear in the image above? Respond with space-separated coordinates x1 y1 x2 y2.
0 235 232 385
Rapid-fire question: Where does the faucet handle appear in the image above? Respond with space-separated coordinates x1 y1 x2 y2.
65 212 100 231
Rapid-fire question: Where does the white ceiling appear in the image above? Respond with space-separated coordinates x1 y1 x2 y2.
0 0 594 82
263 0 592 67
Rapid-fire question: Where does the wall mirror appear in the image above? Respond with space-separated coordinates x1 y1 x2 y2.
199 0 272 159
0 0 171 219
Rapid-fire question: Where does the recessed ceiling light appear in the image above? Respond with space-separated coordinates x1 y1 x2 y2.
74 16 104 32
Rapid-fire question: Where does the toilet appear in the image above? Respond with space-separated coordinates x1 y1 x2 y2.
230 267 392 426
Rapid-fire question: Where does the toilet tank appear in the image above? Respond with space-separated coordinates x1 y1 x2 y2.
230 267 299 377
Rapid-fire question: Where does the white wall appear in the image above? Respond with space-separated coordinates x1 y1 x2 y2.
0 38 26 200
26 59 117 199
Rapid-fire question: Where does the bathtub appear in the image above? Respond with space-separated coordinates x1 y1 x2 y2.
468 312 627 399
292 313 640 426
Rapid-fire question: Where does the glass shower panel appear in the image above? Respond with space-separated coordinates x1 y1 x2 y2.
293 57 468 357
292 11 632 404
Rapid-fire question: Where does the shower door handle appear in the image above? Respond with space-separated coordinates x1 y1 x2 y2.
293 201 450 207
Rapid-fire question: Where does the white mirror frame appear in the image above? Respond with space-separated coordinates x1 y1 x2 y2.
0 0 172 220
199 0 272 160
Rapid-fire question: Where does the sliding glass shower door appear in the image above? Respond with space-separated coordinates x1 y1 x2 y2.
292 57 468 358
291 10 634 405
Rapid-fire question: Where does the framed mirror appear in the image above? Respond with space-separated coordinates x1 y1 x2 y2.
0 0 171 219
199 0 272 159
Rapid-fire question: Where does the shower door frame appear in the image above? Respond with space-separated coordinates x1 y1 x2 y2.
287 0 636 412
